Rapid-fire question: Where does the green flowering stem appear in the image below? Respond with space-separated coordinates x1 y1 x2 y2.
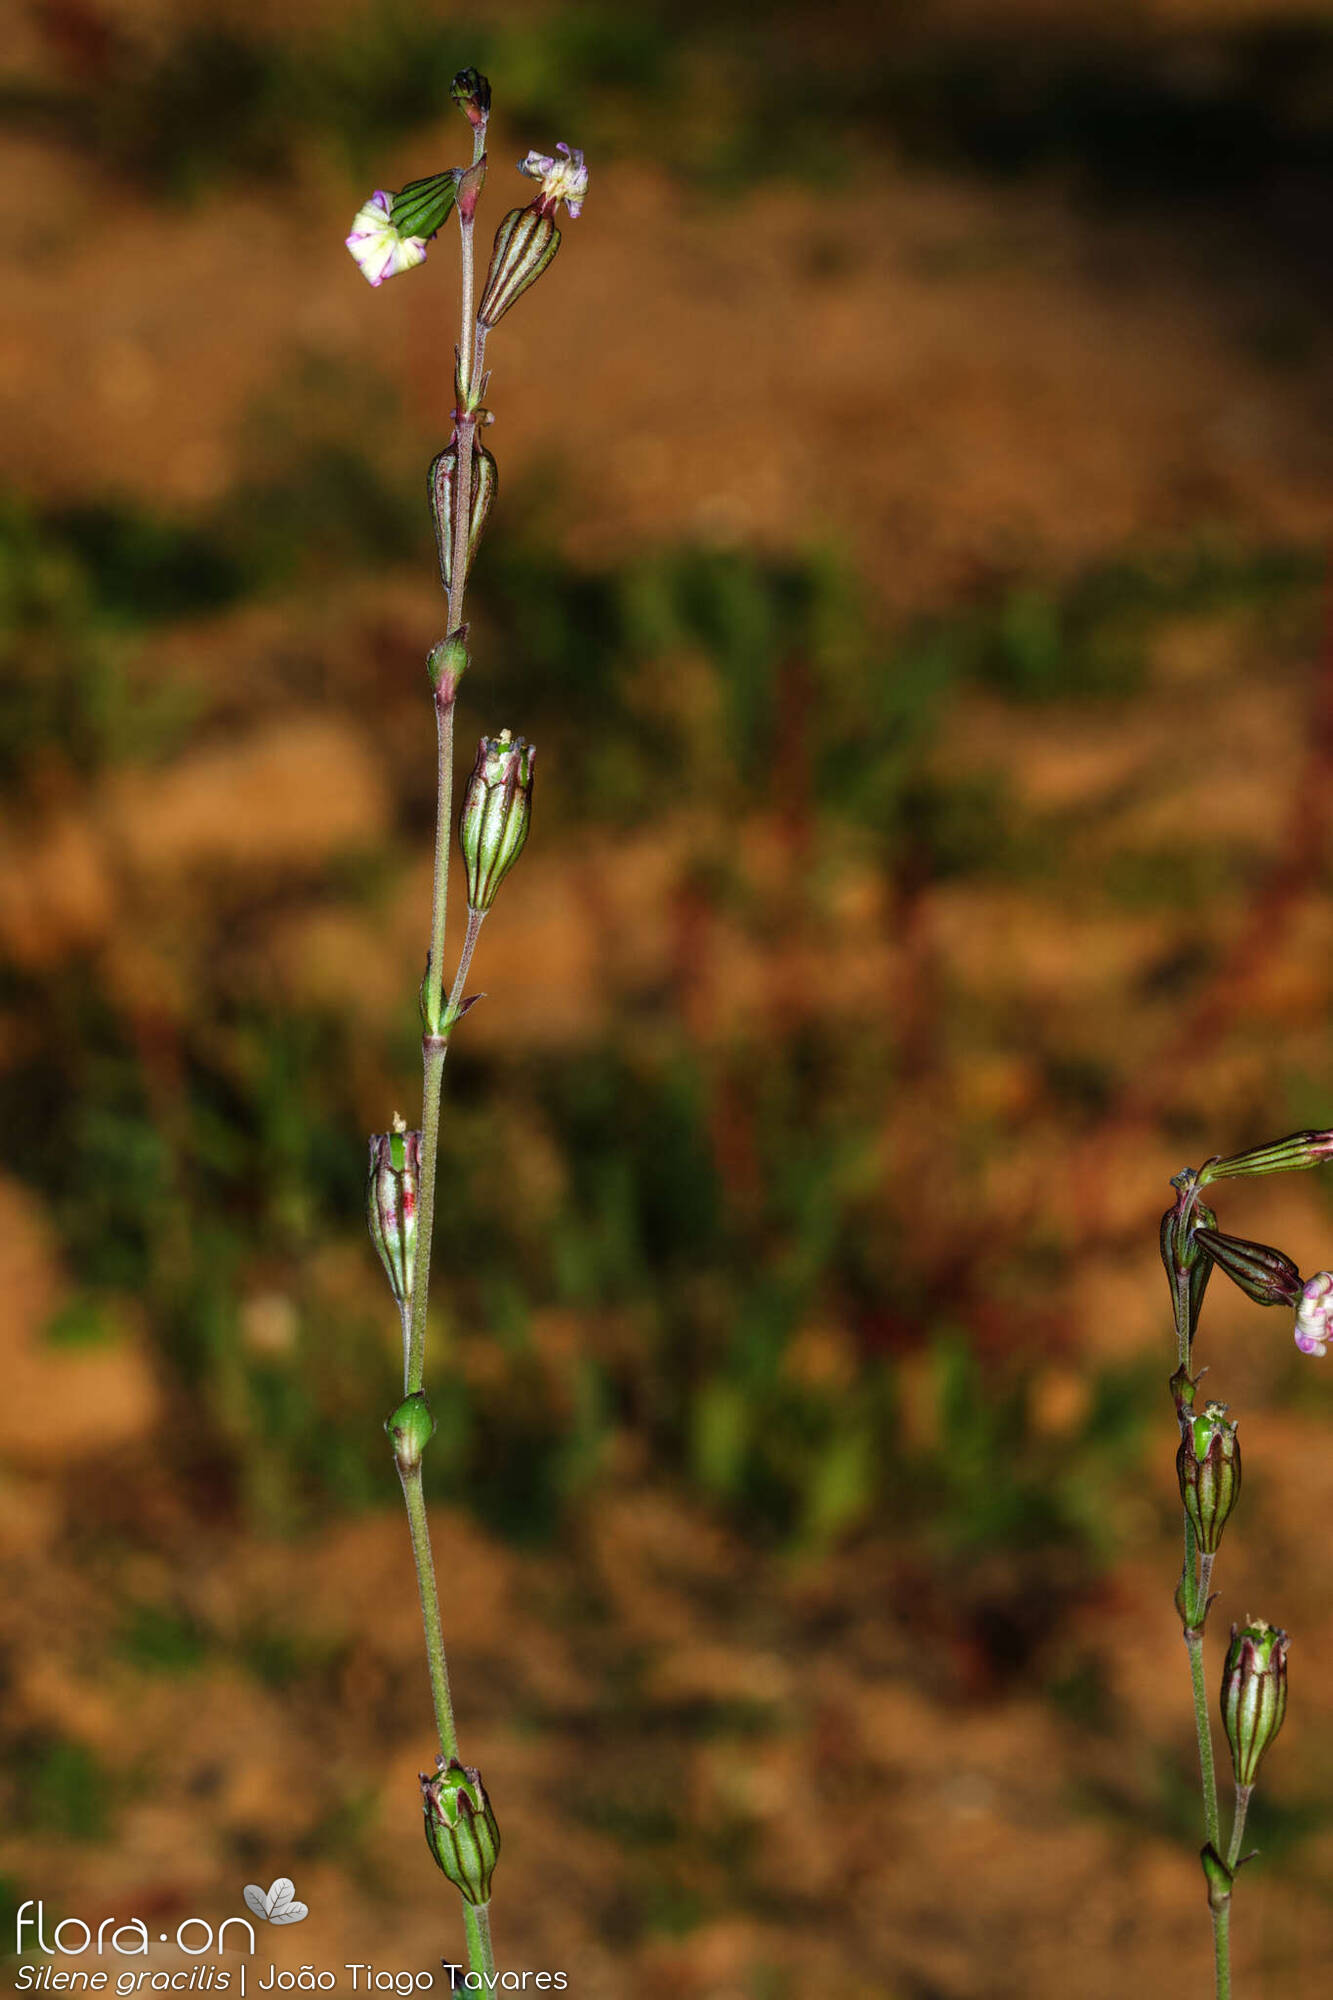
1187 1624 1222 1855
462 1907 496 1985
396 91 498 1995
397 1457 459 1758
1183 1522 1221 1842
1214 1905 1231 2000
1227 1784 1253 1872
442 909 486 1032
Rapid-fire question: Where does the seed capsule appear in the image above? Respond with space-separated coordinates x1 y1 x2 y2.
367 1122 421 1311
1175 1398 1241 1555
477 206 561 329
429 441 498 595
459 732 534 912
1221 1621 1289 1788
421 1757 500 1905
1200 1129 1333 1185
1192 1226 1303 1309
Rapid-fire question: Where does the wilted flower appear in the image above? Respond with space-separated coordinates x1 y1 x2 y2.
517 142 588 218
346 191 429 287
1294 1270 1333 1356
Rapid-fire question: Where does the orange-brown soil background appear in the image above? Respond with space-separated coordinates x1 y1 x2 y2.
3 2 1333 1994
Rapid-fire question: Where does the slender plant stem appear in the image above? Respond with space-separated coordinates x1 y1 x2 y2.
393 115 496 1989
1213 1903 1232 2000
1227 1784 1253 1872
405 1038 447 1396
1187 1621 1221 1854
444 908 487 1025
462 1907 497 1983
397 1461 460 1759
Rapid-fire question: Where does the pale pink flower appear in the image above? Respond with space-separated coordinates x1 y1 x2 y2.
345 191 428 287
1294 1270 1333 1356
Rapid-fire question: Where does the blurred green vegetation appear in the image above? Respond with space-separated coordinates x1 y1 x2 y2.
1 427 1324 1708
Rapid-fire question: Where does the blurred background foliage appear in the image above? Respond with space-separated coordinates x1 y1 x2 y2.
2 2 1333 1995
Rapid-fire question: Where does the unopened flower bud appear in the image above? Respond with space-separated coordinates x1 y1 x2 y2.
427 629 470 700
1294 1271 1333 1356
1193 1227 1303 1309
367 1121 420 1310
1176 1398 1241 1554
477 207 561 329
421 1757 500 1905
451 68 492 131
429 441 497 595
385 1391 435 1472
1200 1129 1333 1186
459 731 534 911
456 153 487 226
1221 1621 1288 1787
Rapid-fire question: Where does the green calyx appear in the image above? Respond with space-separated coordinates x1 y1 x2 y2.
1160 1174 1219 1351
1192 1226 1302 1309
459 731 534 912
390 172 460 241
367 1124 422 1311
1221 1620 1289 1787
477 207 561 330
430 440 498 598
1199 1128 1333 1185
1177 1398 1241 1556
421 1756 501 1905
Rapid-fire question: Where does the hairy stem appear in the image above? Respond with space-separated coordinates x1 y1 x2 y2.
395 115 494 1986
1187 1620 1221 1854
444 908 486 1027
462 1907 496 1984
1227 1783 1253 1873
397 1460 459 1759
1213 1902 1231 2000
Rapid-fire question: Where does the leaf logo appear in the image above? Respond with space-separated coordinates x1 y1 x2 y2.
243 1879 309 1926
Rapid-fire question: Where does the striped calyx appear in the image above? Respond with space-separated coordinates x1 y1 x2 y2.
367 1122 421 1311
421 1758 501 1905
429 440 498 595
1192 1226 1303 1309
459 731 533 912
390 171 460 241
477 206 561 329
1175 1397 1241 1555
1221 1621 1288 1788
1199 1128 1333 1185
